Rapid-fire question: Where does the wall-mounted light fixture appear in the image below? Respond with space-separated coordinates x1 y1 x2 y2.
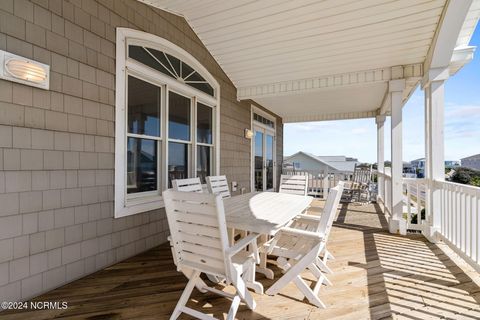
0 50 50 90
244 128 254 139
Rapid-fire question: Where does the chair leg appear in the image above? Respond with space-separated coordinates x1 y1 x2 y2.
266 244 320 296
315 256 333 274
293 275 326 308
182 267 208 293
325 249 335 260
226 296 241 320
307 263 332 287
170 270 200 320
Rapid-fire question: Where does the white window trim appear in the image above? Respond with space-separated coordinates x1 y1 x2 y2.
115 28 220 218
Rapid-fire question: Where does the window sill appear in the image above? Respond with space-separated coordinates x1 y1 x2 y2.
115 195 165 218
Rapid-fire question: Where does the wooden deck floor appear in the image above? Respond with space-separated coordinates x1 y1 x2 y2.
2 201 480 319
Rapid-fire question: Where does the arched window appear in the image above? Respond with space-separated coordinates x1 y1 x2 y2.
115 28 220 217
128 45 215 97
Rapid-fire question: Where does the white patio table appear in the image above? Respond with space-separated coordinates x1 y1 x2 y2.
223 192 313 291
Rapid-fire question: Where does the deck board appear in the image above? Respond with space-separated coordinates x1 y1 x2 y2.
2 200 480 319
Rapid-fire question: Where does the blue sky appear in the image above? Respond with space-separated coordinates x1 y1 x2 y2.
284 26 480 164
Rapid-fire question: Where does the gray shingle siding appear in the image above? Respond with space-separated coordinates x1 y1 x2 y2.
0 0 282 302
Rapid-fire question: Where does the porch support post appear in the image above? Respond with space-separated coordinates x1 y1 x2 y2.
389 79 406 235
376 115 386 205
423 67 448 242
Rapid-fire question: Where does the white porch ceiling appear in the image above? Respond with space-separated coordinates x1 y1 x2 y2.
140 0 479 122
255 82 387 123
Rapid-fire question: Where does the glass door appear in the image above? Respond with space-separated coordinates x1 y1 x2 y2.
254 129 264 191
266 134 274 190
253 126 275 191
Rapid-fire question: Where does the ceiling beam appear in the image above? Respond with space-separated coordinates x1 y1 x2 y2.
423 0 474 72
237 64 423 101
283 110 378 123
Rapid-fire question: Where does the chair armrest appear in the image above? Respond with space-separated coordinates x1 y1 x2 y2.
225 233 260 257
277 227 323 240
295 214 321 222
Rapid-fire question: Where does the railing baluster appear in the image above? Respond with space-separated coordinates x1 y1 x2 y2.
406 181 411 226
477 193 480 263
441 187 445 236
466 193 471 257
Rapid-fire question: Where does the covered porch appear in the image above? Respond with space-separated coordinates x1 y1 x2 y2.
2 200 480 319
0 0 480 318
151 0 480 240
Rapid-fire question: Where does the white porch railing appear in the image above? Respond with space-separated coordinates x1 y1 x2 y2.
282 169 351 198
378 171 480 270
286 168 480 270
435 180 480 269
377 168 392 218
403 178 427 231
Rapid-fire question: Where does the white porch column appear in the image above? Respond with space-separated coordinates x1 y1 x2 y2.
424 67 448 241
376 115 386 205
389 79 406 235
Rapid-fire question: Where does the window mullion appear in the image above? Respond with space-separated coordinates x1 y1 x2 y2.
193 96 197 179
163 85 169 190
126 133 162 141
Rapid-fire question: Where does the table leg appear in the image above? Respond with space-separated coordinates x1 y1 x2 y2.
256 234 275 280
243 263 264 294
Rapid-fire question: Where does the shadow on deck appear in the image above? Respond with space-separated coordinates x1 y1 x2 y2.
1 201 480 319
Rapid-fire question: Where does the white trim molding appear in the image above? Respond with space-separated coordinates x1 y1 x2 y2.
424 0 474 72
237 64 423 101
284 110 378 123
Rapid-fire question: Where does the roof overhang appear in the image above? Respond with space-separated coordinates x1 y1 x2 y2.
140 0 480 123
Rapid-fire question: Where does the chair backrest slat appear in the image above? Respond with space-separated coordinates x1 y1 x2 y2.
352 164 373 185
279 174 308 196
172 177 203 193
163 190 231 279
206 175 231 199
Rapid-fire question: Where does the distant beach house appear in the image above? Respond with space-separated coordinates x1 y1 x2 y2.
284 152 358 173
461 154 480 171
410 158 460 172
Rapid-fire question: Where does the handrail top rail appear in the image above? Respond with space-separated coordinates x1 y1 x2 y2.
378 171 392 178
434 179 480 194
403 178 426 182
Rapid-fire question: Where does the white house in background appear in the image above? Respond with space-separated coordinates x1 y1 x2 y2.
411 158 460 172
284 152 358 173
461 154 480 170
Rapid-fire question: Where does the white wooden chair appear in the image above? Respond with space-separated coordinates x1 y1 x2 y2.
262 183 344 308
206 175 231 199
163 190 259 320
172 177 203 193
342 164 372 203
279 174 308 196
287 181 345 276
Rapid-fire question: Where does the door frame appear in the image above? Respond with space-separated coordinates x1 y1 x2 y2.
250 106 277 192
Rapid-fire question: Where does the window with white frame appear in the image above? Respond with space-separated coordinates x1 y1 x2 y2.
115 28 220 218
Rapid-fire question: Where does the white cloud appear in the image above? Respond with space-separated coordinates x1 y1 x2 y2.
284 89 480 163
351 127 369 134
445 104 480 118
